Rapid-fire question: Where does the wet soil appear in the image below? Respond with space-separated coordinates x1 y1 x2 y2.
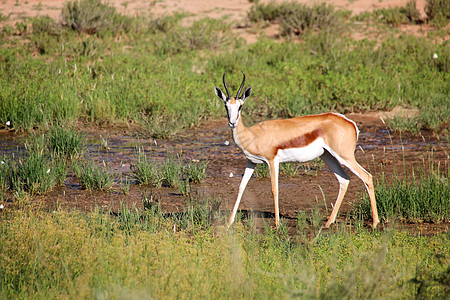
1 113 448 232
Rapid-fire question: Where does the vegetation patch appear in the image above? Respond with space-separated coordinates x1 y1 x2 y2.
0 207 448 299
61 0 134 35
131 151 208 195
248 1 345 36
352 162 449 224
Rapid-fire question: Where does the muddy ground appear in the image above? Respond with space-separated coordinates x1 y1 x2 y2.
1 112 447 232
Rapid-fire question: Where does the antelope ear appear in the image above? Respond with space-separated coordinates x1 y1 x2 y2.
242 86 252 102
214 86 227 103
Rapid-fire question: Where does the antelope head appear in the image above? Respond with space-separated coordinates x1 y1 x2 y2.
214 71 252 128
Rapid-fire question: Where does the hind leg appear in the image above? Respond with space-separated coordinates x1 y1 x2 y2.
341 158 379 228
321 150 351 228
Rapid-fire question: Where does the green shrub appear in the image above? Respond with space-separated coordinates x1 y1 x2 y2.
278 3 343 37
425 0 450 28
248 1 344 36
154 18 235 54
183 160 208 184
403 0 421 23
61 0 134 35
373 7 409 26
131 151 208 193
31 16 60 35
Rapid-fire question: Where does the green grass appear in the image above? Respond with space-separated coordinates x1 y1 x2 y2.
131 150 159 185
352 161 449 224
47 125 84 158
131 151 208 194
74 159 114 191
0 152 67 195
425 0 450 28
0 0 448 136
0 206 448 299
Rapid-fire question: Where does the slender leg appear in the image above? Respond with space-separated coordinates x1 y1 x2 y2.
343 159 379 228
324 174 349 228
268 158 280 228
321 150 351 228
228 160 256 227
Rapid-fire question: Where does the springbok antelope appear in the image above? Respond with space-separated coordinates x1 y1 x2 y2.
214 71 379 229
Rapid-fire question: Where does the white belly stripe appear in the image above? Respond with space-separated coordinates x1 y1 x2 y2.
276 138 325 163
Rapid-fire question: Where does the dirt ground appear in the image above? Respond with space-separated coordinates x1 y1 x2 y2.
0 0 448 231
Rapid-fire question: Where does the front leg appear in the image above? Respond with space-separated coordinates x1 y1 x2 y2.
228 160 256 227
268 158 280 228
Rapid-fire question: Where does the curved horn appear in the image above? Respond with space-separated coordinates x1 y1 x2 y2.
236 71 245 99
222 71 231 99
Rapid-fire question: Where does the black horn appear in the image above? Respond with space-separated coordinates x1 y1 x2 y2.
236 71 245 99
222 71 231 99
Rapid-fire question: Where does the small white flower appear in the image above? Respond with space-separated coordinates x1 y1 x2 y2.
121 163 126 168
433 53 438 59
46 168 51 174
0 204 4 209
229 172 234 178
1 161 5 165
224 141 230 146
6 121 10 126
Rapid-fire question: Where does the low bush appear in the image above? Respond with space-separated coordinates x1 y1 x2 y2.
248 1 344 36
425 0 450 28
61 0 134 35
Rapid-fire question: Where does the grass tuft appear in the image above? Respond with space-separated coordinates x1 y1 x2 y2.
352 162 449 224
74 159 114 191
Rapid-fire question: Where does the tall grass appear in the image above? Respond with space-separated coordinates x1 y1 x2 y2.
0 207 447 299
0 152 67 195
352 162 449 224
0 1 448 135
74 159 114 191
